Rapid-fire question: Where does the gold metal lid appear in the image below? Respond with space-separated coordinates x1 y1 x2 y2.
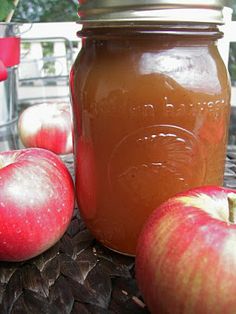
78 0 226 25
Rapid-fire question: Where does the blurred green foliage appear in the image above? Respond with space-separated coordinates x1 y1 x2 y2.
0 0 15 22
12 0 78 22
227 0 236 20
227 1 236 82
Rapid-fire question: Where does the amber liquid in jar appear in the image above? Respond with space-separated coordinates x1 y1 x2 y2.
70 27 231 255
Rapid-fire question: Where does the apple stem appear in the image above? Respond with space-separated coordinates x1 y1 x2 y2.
228 193 236 223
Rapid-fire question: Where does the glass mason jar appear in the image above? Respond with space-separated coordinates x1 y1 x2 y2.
70 0 231 255
0 23 20 152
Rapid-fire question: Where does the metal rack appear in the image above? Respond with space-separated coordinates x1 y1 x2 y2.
18 23 81 110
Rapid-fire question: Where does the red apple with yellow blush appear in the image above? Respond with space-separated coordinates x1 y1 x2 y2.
136 186 236 314
18 102 73 155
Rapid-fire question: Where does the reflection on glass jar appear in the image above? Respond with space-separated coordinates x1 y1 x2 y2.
70 1 231 255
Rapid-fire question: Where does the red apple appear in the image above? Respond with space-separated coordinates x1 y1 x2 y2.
0 148 74 262
18 102 73 155
136 186 236 314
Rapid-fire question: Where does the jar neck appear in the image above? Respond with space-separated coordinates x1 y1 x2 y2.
78 23 223 40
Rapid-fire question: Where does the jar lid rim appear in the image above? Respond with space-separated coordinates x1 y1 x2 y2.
78 0 226 25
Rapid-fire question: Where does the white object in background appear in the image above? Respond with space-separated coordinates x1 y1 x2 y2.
19 41 44 80
53 41 68 77
20 22 81 41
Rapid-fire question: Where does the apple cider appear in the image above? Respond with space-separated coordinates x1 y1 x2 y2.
70 1 231 255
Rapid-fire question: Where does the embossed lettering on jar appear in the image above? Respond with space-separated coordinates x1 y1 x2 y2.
71 1 231 255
